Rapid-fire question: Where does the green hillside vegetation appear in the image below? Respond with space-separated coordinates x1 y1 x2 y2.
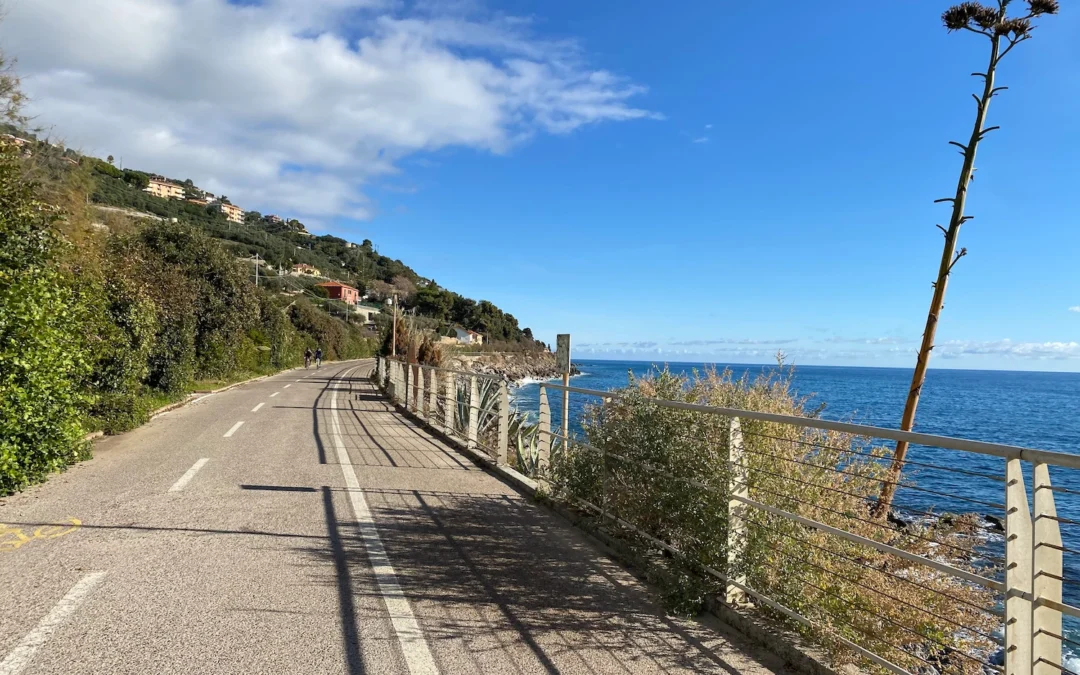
79 152 535 343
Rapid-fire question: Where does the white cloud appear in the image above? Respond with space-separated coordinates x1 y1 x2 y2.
692 136 709 144
1 0 657 225
937 339 1080 360
825 336 909 345
704 123 712 129
1069 306 1080 313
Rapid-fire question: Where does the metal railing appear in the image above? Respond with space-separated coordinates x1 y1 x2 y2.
375 356 1079 675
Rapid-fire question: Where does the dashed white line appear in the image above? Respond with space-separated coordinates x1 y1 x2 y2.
251 402 265 413
329 367 437 675
270 392 280 398
283 384 292 389
169 458 210 492
0 572 107 675
223 421 244 438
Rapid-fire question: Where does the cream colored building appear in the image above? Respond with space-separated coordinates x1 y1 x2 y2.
221 202 244 224
145 178 185 200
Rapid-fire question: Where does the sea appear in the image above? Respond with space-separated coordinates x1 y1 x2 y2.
513 360 1080 668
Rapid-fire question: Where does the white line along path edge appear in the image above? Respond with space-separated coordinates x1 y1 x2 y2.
223 421 244 438
169 458 210 492
0 572 107 675
330 366 438 675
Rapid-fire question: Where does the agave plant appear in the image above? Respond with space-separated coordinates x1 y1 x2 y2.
514 424 543 478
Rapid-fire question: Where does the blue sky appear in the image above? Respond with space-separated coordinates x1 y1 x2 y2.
5 0 1078 370
363 1 1080 371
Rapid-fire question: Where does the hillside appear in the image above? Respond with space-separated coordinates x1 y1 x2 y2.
81 153 536 344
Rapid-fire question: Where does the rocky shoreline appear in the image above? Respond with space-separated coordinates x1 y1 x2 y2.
446 350 580 384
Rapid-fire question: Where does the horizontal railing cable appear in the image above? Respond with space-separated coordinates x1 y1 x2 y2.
748 548 1000 672
730 474 989 561
742 512 1003 618
739 429 1006 483
745 511 1004 636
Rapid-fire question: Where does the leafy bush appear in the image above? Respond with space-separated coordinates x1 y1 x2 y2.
553 365 996 672
0 144 90 494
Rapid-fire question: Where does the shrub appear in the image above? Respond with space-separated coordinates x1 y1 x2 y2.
0 144 90 494
553 364 996 672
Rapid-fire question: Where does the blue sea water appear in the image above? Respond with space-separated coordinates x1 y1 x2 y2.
514 360 1080 666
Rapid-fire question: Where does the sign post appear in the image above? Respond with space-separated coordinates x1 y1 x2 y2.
556 334 571 448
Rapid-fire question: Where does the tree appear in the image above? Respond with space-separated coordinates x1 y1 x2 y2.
415 284 452 322
107 155 114 165
0 51 26 126
122 169 149 189
391 275 416 304
876 0 1058 517
367 279 394 301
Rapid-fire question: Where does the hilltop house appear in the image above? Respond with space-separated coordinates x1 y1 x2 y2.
220 202 243 224
453 327 484 345
145 177 185 200
354 303 381 325
316 281 359 306
264 214 283 224
291 263 321 277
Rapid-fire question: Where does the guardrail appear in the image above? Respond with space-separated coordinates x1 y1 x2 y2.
375 356 1079 675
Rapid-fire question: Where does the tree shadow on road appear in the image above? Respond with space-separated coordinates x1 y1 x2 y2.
300 485 791 675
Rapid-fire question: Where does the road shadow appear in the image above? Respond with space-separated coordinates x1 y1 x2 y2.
298 485 790 674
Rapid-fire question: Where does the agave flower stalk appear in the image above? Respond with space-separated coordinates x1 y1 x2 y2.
875 0 1058 517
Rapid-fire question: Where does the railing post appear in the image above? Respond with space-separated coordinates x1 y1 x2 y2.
427 368 438 425
726 417 748 606
417 366 427 418
443 371 455 436
497 380 510 465
538 385 551 473
1032 462 1062 675
1006 458 1034 675
467 375 479 451
408 364 417 411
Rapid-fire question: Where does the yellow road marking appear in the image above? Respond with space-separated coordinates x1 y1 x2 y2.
0 519 81 552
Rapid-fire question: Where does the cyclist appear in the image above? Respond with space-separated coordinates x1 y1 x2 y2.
314 347 323 369
304 347 312 368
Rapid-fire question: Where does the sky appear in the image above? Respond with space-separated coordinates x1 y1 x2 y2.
2 0 1078 371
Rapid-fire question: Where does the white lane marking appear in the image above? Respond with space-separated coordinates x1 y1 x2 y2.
223 421 244 438
329 367 437 675
251 402 265 413
169 458 210 492
270 392 280 398
283 384 292 389
0 572 108 675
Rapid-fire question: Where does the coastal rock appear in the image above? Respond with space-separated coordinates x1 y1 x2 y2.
446 350 579 384
983 514 1005 532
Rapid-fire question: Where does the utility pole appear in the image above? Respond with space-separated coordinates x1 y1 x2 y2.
391 294 398 357
254 253 259 287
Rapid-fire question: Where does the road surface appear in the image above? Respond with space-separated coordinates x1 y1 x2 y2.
0 360 793 674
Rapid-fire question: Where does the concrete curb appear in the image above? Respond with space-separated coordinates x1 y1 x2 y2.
381 381 837 675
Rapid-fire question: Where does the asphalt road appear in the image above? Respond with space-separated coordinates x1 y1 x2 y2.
0 360 793 674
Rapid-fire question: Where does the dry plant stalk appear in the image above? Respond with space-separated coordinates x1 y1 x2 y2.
877 0 1058 517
